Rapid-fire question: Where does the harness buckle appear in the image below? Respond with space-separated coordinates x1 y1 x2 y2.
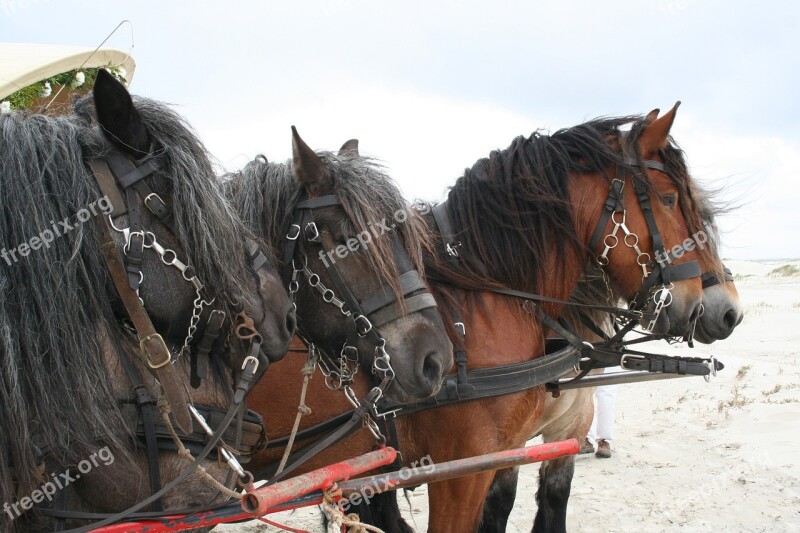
304 222 320 242
354 314 374 337
241 354 260 375
454 321 466 337
124 230 145 256
445 241 461 257
286 224 301 241
140 333 172 369
705 355 718 383
620 353 646 370
144 192 167 216
341 345 359 362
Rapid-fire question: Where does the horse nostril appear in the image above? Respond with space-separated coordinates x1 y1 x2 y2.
723 308 742 330
421 351 443 385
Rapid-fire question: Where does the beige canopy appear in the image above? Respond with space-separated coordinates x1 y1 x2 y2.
0 43 135 101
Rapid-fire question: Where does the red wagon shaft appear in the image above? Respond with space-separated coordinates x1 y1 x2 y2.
91 448 398 533
240 447 397 516
92 439 578 532
337 438 579 499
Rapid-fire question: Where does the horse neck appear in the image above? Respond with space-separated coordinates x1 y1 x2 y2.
434 171 585 308
101 326 230 410
452 289 551 369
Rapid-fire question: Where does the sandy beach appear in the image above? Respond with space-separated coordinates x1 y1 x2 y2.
216 259 800 532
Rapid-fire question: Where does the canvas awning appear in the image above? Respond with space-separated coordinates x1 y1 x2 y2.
0 43 135 100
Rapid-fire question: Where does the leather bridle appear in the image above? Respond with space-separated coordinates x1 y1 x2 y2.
266 193 439 483
588 156 702 335
43 145 273 532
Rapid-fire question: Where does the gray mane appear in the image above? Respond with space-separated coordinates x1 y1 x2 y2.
73 96 272 299
0 97 260 522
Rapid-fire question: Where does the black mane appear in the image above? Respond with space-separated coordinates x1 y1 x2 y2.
422 115 726 292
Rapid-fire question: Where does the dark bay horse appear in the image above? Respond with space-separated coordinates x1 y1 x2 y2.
225 129 453 406
0 71 294 531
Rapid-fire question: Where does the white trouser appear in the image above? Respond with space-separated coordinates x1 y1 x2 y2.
588 383 618 443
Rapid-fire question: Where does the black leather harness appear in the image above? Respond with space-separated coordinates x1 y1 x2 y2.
267 192 441 482
41 146 272 532
254 155 724 475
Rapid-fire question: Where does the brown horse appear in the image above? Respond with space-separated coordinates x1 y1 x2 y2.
476 215 744 533
397 104 739 533
0 71 295 532
245 104 736 532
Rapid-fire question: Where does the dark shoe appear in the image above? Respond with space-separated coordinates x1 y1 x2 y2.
595 439 612 458
579 438 595 454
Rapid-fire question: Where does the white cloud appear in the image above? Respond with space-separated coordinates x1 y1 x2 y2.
194 80 537 202
191 84 799 261
674 114 800 259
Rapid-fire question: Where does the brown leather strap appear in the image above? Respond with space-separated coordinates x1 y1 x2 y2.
96 209 194 435
87 159 127 217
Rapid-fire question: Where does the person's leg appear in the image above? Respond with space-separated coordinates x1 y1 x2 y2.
593 384 617 441
593 384 618 458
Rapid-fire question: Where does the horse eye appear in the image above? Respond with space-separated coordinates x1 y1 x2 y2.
661 193 677 209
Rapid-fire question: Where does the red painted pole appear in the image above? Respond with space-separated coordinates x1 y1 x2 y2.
337 438 579 498
91 448 397 533
91 440 578 532
240 447 398 516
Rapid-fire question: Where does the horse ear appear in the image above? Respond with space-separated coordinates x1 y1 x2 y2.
639 102 680 156
291 126 333 196
93 69 150 156
339 139 359 156
645 108 660 122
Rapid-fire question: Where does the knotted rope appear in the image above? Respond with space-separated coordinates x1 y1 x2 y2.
275 347 319 476
321 484 386 533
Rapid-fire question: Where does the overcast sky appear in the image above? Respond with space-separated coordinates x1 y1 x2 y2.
3 0 798 259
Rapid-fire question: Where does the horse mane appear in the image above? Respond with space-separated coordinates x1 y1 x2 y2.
0 109 132 516
0 97 257 522
421 117 633 296
225 152 432 304
423 114 728 292
73 96 272 300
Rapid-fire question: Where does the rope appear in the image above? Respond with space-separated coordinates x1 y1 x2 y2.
321 484 385 533
275 347 319 476
158 397 242 500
